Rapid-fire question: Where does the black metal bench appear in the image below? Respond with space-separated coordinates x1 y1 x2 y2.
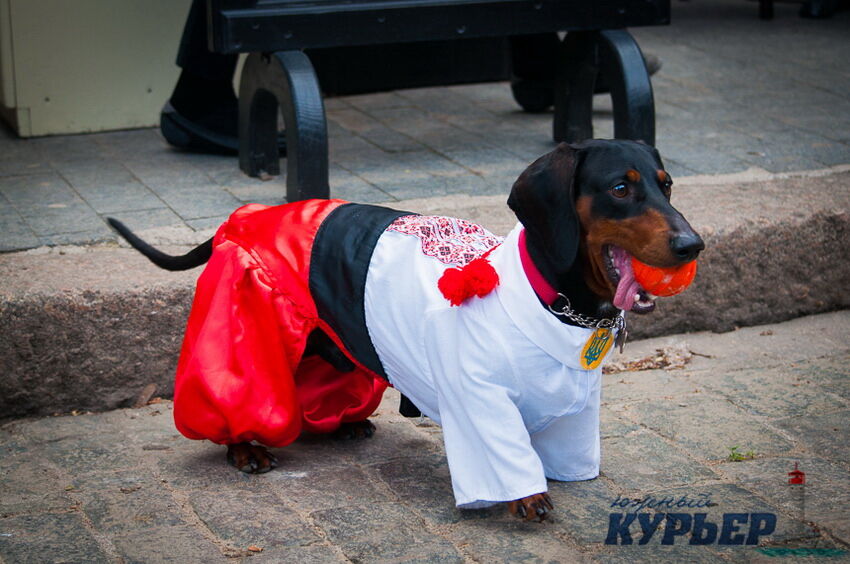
208 0 670 202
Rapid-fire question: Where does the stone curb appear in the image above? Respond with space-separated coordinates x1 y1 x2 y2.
1 167 848 419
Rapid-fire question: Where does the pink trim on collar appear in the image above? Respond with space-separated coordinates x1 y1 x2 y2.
518 229 559 305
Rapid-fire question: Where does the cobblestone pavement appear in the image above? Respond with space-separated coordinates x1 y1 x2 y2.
1 312 848 563
1 0 849 252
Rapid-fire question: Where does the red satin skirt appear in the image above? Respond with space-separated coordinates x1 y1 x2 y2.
173 199 388 447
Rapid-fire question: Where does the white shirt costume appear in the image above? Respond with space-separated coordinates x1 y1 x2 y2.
364 217 606 508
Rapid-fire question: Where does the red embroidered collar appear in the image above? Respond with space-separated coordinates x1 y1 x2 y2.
518 229 559 306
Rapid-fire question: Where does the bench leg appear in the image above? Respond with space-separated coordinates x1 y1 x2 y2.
238 51 329 201
553 30 656 146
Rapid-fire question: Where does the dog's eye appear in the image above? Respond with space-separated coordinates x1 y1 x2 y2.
661 179 673 198
611 183 630 198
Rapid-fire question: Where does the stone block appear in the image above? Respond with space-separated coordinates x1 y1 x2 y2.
619 395 793 461
311 503 464 563
0 513 108 564
187 488 321 549
602 430 719 490
773 410 850 467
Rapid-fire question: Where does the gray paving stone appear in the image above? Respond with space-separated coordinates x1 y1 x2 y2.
343 91 415 112
188 487 321 549
699 367 848 419
58 160 165 214
0 426 28 457
719 457 850 544
104 207 184 232
436 146 529 178
600 408 640 440
0 206 40 252
375 172 497 201
264 465 394 512
445 516 589 563
375 455 475 525
798 354 850 402
122 160 213 192
18 431 148 478
592 544 726 563
17 411 169 477
654 136 753 176
602 430 720 491
328 107 424 153
407 126 495 155
0 512 109 564
329 166 393 203
185 215 231 232
547 476 621 545
329 124 390 159
773 410 850 467
0 452 73 515
89 127 169 155
0 173 106 236
72 471 188 534
323 96 350 111
249 544 348 563
618 394 796 462
110 524 227 563
0 141 53 178
0 172 80 208
602 369 704 405
224 181 286 207
341 416 444 468
154 184 242 221
29 133 107 165
311 503 464 563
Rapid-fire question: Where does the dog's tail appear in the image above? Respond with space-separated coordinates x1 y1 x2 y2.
107 217 213 271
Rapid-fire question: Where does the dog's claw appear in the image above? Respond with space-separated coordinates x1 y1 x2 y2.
508 493 554 522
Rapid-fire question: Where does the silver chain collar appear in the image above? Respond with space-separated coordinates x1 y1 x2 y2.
547 293 628 351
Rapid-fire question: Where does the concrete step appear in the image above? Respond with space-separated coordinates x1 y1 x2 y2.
1 165 848 419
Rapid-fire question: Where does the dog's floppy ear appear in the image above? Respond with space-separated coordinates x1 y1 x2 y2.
507 142 581 271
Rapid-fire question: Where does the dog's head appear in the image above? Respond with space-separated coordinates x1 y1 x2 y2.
508 139 704 314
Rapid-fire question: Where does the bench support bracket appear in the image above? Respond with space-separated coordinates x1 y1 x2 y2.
238 50 329 201
554 30 655 146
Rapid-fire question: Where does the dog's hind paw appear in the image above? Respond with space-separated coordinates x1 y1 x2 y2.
333 420 376 440
226 442 278 474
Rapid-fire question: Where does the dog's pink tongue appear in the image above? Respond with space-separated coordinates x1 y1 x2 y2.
613 250 639 311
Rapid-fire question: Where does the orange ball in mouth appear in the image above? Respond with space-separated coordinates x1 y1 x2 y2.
631 258 697 297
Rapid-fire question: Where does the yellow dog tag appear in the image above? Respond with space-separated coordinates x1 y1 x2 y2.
581 328 614 370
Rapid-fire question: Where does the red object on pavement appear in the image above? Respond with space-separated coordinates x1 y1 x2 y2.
631 258 697 297
788 462 806 485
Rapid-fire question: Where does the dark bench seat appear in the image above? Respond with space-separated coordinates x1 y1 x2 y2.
208 0 670 201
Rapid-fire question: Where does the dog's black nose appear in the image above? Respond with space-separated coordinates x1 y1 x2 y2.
670 233 705 262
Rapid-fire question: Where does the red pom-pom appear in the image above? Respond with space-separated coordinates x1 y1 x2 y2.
438 257 500 306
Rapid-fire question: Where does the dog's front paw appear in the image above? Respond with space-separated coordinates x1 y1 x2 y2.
333 420 376 440
507 493 554 522
226 442 277 474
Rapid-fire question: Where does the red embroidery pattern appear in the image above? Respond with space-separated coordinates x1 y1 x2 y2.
387 215 503 265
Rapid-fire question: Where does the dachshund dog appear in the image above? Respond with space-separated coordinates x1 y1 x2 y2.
109 139 703 522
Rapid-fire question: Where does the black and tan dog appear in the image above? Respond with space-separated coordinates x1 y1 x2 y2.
110 139 703 521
